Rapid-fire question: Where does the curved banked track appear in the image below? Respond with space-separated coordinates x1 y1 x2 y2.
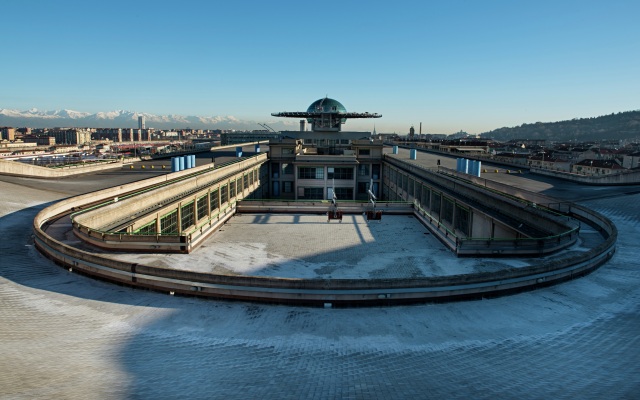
33 172 617 306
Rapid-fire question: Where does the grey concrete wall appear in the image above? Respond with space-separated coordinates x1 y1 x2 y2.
471 213 492 239
73 155 267 231
531 167 640 185
71 155 268 252
0 158 127 178
386 159 572 236
384 159 580 255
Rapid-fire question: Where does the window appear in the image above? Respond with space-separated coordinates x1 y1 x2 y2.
272 163 279 178
210 189 219 212
197 195 208 220
358 164 370 177
432 192 441 216
442 197 454 224
327 167 353 180
303 187 324 199
359 149 370 156
160 210 178 234
455 204 470 236
281 163 294 175
135 221 156 235
282 147 295 155
334 187 353 200
299 167 324 179
421 186 431 209
181 201 195 230
244 174 249 190
220 184 228 204
357 182 369 194
371 164 380 179
283 181 293 193
229 180 236 198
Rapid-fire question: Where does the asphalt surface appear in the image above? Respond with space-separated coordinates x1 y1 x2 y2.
1 149 639 399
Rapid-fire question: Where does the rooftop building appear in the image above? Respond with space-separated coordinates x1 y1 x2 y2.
269 97 383 201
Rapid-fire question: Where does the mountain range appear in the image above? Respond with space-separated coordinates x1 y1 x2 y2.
3 108 640 142
0 108 298 131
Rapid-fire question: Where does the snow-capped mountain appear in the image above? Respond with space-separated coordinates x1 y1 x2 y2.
0 108 296 130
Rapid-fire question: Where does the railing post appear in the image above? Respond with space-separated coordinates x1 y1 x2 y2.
177 202 182 234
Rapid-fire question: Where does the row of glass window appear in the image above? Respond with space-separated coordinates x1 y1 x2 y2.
153 168 259 235
298 167 355 180
384 165 471 236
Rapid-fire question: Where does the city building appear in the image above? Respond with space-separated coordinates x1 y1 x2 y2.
221 131 280 146
23 135 56 146
269 97 382 201
622 151 640 169
571 159 625 175
0 127 16 141
50 129 92 145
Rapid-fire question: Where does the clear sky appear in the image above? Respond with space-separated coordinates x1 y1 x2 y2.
3 0 639 134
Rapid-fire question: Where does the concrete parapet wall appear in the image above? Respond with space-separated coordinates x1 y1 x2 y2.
33 186 616 306
70 154 268 252
386 159 573 237
237 201 412 215
0 158 126 178
531 167 640 185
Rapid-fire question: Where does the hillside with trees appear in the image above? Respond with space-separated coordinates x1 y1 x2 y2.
481 110 640 142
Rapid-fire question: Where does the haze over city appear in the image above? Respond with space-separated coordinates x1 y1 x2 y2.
3 0 639 134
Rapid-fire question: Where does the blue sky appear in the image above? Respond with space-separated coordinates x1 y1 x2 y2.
3 0 639 134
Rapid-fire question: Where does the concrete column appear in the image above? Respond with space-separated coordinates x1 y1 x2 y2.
452 201 458 234
217 185 221 212
294 166 298 200
177 203 182 234
156 213 161 234
207 188 211 218
194 195 199 224
351 167 356 200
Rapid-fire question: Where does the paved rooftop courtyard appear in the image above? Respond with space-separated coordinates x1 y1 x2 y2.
107 212 601 279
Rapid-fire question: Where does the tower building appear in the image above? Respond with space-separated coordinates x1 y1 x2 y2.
269 97 383 201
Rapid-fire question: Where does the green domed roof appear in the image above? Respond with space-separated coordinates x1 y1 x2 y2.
307 98 347 114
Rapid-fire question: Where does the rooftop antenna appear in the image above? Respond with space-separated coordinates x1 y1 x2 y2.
258 123 277 133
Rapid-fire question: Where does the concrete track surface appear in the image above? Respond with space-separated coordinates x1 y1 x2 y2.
1 172 639 399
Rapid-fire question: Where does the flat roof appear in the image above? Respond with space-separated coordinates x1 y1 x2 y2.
106 213 542 279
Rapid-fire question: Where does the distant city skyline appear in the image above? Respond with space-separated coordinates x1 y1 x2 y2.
3 0 639 134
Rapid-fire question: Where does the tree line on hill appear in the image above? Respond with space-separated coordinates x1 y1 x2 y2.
480 110 640 142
